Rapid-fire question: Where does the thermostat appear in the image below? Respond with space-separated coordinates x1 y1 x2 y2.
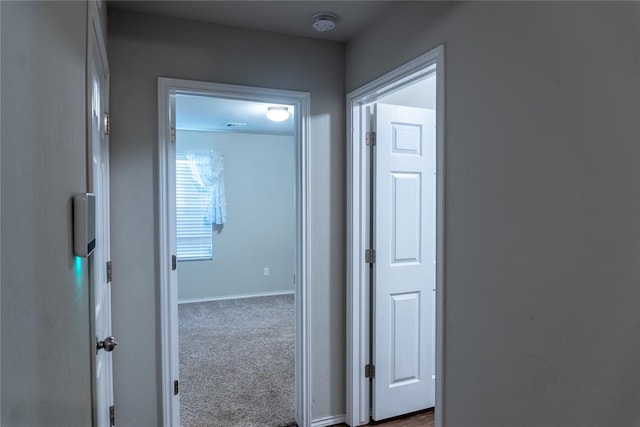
73 193 96 257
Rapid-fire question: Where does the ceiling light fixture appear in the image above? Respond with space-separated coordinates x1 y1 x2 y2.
266 106 290 122
311 12 338 32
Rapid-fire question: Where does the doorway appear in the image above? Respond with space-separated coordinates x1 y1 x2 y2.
158 79 311 427
176 94 296 426
346 46 445 426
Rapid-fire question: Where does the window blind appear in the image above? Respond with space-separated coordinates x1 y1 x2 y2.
176 154 213 261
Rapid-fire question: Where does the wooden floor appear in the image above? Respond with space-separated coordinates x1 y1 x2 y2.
335 409 434 427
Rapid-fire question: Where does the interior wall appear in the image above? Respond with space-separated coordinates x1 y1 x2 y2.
176 130 296 302
108 9 346 425
0 1 94 425
348 2 640 426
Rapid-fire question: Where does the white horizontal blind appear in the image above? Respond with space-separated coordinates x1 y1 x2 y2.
176 154 212 260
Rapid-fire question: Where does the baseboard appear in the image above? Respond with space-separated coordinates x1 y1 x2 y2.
311 414 346 427
178 290 294 304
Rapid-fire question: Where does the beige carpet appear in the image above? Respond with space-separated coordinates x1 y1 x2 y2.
179 294 295 427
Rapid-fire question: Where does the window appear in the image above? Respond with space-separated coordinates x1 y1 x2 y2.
176 154 212 260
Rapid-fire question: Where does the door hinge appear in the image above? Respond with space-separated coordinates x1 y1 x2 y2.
365 249 376 264
365 364 375 379
104 112 111 136
170 127 176 143
172 255 177 271
106 261 112 283
174 380 179 395
109 405 115 426
366 131 376 146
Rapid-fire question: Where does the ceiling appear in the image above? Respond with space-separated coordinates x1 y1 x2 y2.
107 0 398 42
118 1 428 134
176 95 295 135
379 74 437 109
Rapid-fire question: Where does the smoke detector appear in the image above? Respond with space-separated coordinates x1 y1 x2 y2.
311 13 338 32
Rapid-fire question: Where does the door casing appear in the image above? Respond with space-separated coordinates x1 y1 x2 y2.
158 78 311 427
346 45 445 427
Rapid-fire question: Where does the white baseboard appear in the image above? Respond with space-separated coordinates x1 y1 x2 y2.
178 290 294 304
311 414 346 427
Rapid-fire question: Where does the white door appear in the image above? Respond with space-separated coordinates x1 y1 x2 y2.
372 103 436 421
89 16 114 427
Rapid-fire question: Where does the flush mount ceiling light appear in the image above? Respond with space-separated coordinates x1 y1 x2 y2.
266 106 290 122
311 12 338 32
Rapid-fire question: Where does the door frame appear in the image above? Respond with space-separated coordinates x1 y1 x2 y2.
158 78 311 427
346 45 445 427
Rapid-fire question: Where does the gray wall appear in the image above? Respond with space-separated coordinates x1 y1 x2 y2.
1 1 97 426
176 130 295 302
348 2 640 426
108 9 345 425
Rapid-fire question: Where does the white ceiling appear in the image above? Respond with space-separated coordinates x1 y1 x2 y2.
108 0 398 42
176 95 295 135
379 74 437 109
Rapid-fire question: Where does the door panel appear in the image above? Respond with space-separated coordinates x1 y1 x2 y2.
390 292 420 386
373 103 436 421
391 172 421 263
89 21 113 427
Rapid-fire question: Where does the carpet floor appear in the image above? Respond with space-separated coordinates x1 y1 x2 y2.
179 294 296 427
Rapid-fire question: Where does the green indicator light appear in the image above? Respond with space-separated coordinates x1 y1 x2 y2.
75 256 84 284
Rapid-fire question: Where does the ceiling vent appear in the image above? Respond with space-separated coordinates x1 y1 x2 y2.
225 122 247 128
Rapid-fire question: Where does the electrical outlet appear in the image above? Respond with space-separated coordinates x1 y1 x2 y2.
263 267 270 276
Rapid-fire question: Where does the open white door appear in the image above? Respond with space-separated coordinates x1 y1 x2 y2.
89 8 114 427
372 103 436 421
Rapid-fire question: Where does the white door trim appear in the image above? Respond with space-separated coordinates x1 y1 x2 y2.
346 45 445 427
158 78 311 427
0 1 4 423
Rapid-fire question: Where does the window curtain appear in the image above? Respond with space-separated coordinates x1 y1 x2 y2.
187 151 227 225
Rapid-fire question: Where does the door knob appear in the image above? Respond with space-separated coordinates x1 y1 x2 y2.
97 336 118 352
